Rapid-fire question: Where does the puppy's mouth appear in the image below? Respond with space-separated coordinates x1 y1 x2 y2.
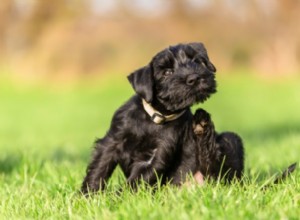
157 85 216 112
199 81 213 91
198 86 216 98
195 80 217 99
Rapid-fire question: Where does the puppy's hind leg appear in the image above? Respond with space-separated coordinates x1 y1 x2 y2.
216 132 244 181
81 137 119 195
193 108 244 182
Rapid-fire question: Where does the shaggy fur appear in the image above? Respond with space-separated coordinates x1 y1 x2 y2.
192 108 244 181
81 42 218 194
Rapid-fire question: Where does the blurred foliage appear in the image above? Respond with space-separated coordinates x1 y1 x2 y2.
0 0 300 81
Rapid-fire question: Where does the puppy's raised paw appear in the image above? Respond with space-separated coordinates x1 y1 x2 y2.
192 109 211 136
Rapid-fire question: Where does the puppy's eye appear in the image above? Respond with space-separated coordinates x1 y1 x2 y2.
164 69 174 76
193 58 205 67
201 62 206 68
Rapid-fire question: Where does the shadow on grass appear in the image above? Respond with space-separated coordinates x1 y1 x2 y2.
244 162 298 183
0 148 90 174
242 122 300 143
49 147 90 163
0 154 23 174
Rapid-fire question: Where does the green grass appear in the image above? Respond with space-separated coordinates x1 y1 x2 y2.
0 75 300 219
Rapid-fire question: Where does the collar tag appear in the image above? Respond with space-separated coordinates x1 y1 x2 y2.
151 113 166 124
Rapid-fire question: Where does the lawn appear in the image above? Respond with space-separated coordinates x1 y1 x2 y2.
0 74 300 219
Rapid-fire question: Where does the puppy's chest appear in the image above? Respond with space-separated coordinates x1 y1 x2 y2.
124 123 180 151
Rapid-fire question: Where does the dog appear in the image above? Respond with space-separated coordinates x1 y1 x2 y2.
81 42 217 194
192 108 244 182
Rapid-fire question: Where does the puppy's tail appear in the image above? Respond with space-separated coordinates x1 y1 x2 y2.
262 162 297 190
273 162 297 184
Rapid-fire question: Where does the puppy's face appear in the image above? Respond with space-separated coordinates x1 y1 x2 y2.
128 43 217 111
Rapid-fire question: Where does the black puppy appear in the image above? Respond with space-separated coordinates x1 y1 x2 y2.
192 108 244 182
81 43 217 194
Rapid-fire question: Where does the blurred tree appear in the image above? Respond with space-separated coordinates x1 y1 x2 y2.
24 0 87 46
0 0 14 56
0 0 299 78
172 0 188 18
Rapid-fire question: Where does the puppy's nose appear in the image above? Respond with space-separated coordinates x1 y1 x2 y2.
186 74 200 86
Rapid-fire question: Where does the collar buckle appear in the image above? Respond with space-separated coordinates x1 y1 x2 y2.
151 112 166 124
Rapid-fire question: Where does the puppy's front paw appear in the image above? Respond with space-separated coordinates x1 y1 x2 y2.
192 109 211 135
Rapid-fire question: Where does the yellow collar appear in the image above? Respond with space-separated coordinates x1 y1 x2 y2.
142 99 186 124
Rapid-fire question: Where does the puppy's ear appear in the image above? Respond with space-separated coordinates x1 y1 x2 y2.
188 42 217 73
127 65 153 103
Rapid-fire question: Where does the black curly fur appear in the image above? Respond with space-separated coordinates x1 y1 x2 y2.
81 43 218 194
193 108 244 181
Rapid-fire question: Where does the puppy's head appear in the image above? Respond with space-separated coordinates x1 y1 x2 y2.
128 43 217 111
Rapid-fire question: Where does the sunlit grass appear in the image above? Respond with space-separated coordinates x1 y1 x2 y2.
0 74 299 219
